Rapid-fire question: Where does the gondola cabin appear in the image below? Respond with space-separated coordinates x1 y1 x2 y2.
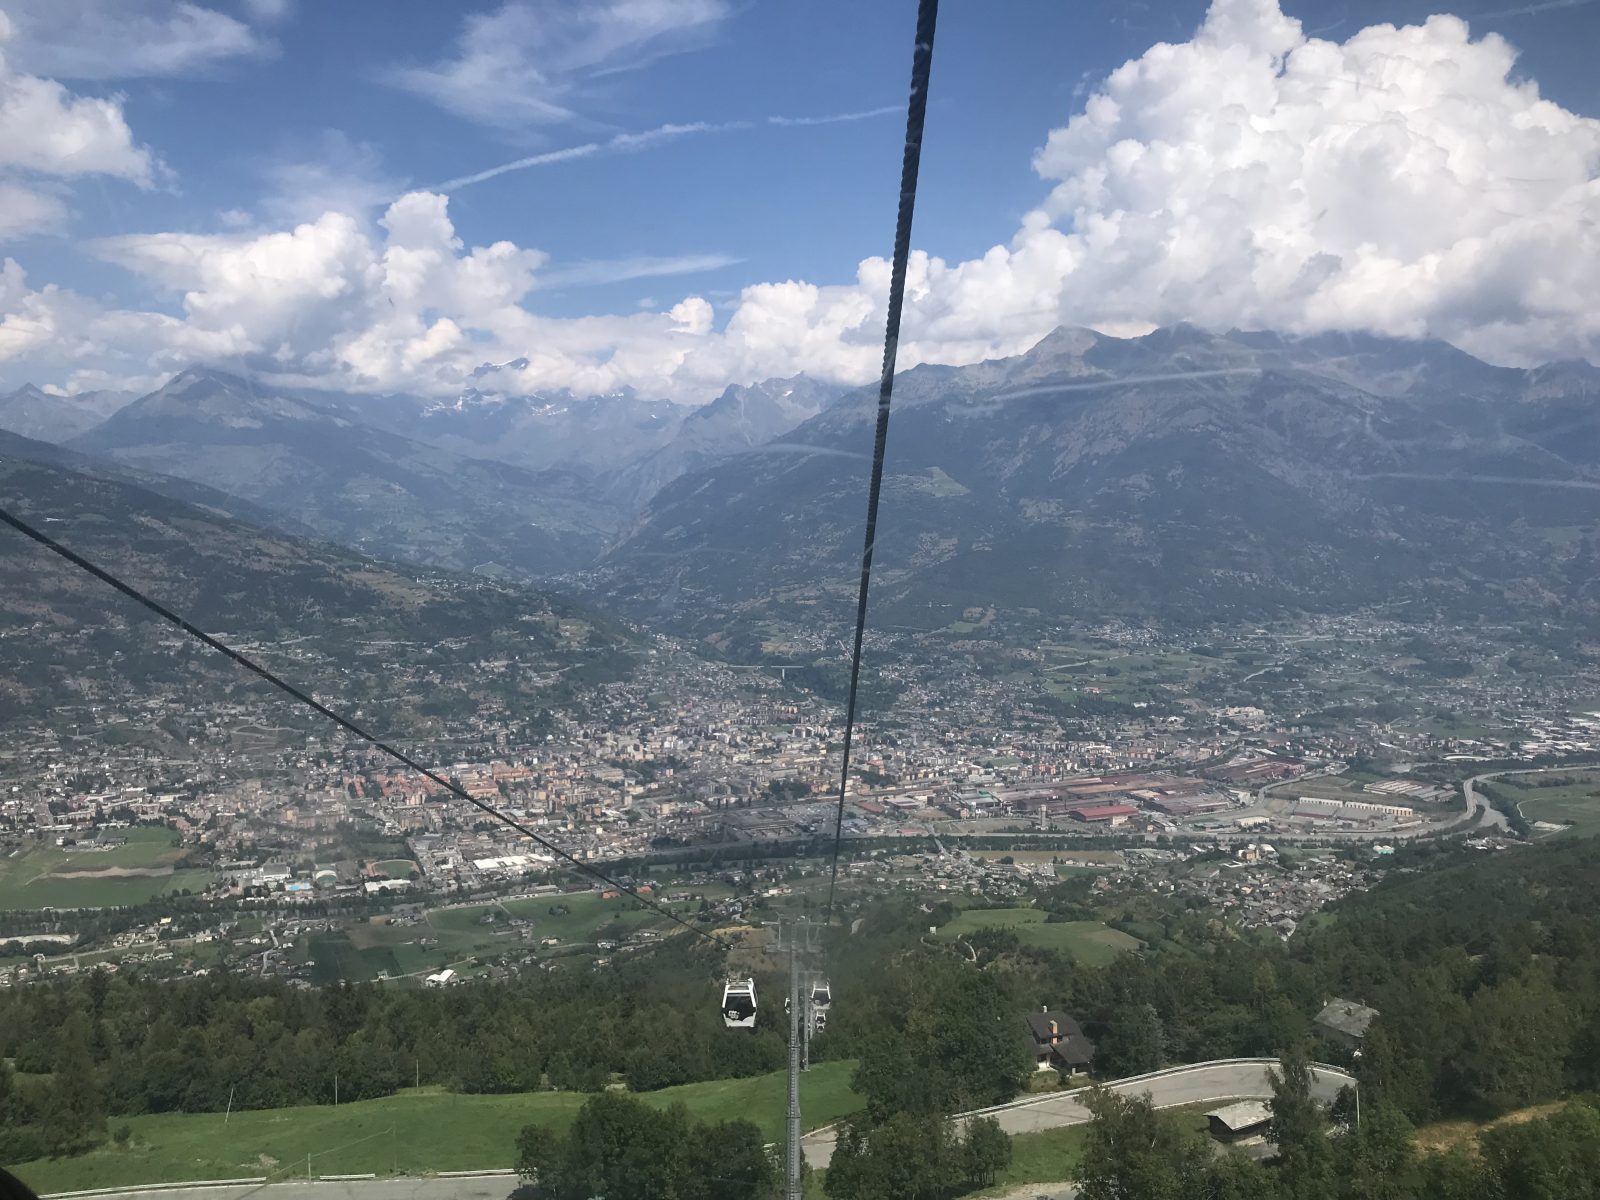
810 979 832 1011
722 978 757 1028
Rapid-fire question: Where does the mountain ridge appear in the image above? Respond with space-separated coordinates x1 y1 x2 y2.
68 368 621 577
586 325 1600 640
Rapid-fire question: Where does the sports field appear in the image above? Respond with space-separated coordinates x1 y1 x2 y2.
936 908 1142 966
0 827 212 910
12 1060 862 1194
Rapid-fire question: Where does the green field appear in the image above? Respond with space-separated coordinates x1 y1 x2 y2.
285 893 693 984
374 859 418 879
13 1060 863 1194
936 908 1142 966
1491 771 1600 836
0 827 212 910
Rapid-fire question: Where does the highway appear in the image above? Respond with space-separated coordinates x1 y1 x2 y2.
801 1057 1355 1169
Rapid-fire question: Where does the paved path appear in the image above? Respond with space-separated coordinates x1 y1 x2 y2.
43 1174 519 1200
801 1058 1354 1169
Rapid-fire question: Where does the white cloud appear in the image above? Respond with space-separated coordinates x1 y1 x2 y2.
385 0 728 132
0 181 64 239
239 0 293 23
4 0 1599 398
255 131 405 226
0 45 154 181
0 13 158 242
1022 0 1600 365
0 0 270 80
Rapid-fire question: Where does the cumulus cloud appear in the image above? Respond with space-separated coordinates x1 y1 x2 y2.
0 11 159 241
0 30 154 181
1024 0 1600 365
0 0 270 80
386 0 728 132
3 0 1599 398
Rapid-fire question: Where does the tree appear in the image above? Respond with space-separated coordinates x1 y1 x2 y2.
514 1094 776 1200
1479 1098 1600 1200
686 1119 778 1200
1075 1087 1212 1200
1331 1103 1418 1200
824 1112 964 1200
1094 1003 1166 1079
1268 1046 1333 1185
851 958 1030 1120
961 1116 1011 1189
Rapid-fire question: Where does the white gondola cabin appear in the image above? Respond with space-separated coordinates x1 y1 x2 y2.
810 979 832 1012
721 978 757 1028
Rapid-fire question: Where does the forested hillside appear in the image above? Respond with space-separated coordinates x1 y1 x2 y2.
6 838 1598 1177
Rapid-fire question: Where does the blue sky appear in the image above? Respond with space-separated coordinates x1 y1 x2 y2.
1 0 1598 398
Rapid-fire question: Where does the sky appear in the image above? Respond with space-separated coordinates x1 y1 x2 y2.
0 0 1597 401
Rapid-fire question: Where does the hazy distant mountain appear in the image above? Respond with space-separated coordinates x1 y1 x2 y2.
0 440 634 729
0 425 316 536
589 325 1600 638
70 367 622 576
0 384 132 442
608 375 841 510
396 385 688 476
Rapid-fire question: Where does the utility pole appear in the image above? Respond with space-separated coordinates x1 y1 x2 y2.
784 923 804 1200
801 970 812 1073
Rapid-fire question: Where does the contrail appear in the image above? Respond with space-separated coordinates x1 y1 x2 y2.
434 121 745 191
1472 0 1595 17
435 104 899 192
768 105 902 127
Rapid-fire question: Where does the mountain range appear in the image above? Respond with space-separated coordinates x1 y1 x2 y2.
0 384 132 442
8 326 1600 647
588 325 1600 639
0 367 841 583
68 368 621 577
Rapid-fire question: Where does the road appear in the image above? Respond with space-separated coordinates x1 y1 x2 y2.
41 1174 518 1200
800 1057 1354 1169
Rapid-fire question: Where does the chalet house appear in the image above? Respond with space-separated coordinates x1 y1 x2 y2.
1022 1007 1095 1074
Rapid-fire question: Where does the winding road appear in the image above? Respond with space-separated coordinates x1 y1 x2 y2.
799 1057 1354 1169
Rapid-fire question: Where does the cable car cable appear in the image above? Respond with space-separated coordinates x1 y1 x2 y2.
822 0 939 928
0 502 728 951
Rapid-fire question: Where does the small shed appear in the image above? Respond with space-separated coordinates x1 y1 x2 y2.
1207 1100 1273 1142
